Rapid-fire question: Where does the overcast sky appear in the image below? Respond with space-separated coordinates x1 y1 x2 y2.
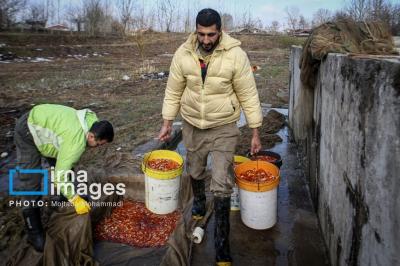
196 0 345 26
28 0 399 29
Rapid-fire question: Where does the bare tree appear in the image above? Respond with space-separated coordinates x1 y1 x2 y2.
67 2 86 32
185 0 199 31
0 0 26 29
117 0 134 34
20 1 48 32
343 0 399 34
267 20 280 35
28 2 47 22
312 8 332 27
285 6 300 33
389 3 400 35
369 0 388 20
84 0 105 36
333 9 352 21
130 4 148 60
183 6 191 33
239 7 262 29
131 4 146 30
367 0 393 29
240 8 252 28
345 0 370 21
56 0 60 24
298 15 309 30
156 0 178 32
334 1 398 34
43 0 56 25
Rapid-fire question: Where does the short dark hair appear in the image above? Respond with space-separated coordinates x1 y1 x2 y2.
89 120 114 142
196 8 221 31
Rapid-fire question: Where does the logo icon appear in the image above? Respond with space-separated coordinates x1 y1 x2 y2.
9 168 48 196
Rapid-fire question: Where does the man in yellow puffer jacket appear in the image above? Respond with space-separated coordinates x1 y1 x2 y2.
158 8 263 266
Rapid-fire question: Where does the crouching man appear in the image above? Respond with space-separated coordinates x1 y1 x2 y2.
13 104 114 252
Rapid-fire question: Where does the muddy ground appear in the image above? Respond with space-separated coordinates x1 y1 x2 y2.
0 32 304 162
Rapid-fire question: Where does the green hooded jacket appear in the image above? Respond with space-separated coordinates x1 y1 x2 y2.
27 104 98 199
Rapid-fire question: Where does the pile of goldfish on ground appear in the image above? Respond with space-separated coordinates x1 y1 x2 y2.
95 200 181 247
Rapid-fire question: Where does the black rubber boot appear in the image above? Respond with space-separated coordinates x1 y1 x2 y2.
191 179 206 220
214 196 232 265
22 208 45 252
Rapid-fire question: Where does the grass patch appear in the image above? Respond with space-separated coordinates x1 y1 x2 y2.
271 35 306 48
259 64 287 79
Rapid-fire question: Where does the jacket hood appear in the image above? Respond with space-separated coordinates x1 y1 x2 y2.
182 31 241 52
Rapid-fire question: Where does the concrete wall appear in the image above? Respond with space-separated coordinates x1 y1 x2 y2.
289 46 400 266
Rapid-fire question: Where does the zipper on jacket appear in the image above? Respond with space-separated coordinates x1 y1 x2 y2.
190 50 216 128
200 52 217 128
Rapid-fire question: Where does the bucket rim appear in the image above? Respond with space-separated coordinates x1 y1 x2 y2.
234 160 280 192
142 150 183 179
247 150 283 168
234 155 250 164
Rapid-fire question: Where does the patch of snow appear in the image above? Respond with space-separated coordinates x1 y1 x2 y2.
31 57 52 63
122 75 130 81
159 53 174 57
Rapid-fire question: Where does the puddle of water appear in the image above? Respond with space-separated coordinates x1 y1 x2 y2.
271 108 289 117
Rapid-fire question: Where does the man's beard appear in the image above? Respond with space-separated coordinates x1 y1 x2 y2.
200 38 219 52
201 42 215 51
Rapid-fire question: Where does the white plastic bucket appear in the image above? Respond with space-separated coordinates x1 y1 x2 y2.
239 187 278 229
234 160 280 230
142 150 183 214
144 174 181 214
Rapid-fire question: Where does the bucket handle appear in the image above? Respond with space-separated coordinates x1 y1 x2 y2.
144 150 154 173
257 159 260 191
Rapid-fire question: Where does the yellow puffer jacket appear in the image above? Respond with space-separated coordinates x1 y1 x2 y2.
162 32 262 129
